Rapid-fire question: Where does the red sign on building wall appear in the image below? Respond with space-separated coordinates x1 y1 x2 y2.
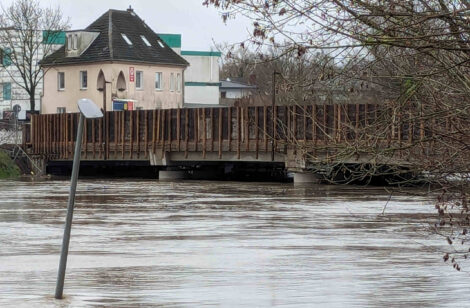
129 67 135 82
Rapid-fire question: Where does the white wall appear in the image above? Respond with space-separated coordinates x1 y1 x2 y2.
182 55 219 83
182 53 220 105
185 86 220 105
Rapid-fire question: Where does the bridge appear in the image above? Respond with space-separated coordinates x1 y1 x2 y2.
23 102 433 181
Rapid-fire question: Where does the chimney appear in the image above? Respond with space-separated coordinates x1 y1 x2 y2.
127 5 133 13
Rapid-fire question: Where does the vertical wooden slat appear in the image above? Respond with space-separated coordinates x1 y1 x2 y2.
92 118 96 159
161 109 166 158
194 109 198 152
121 111 125 159
228 107 232 152
263 106 268 152
245 107 249 152
177 108 181 152
167 109 171 151
255 106 259 159
203 108 207 158
156 109 161 146
218 108 223 158
130 110 134 159
106 112 110 160
185 109 189 158
323 105 328 141
136 110 140 158
152 110 156 155
237 107 241 159
84 116 88 158
114 111 118 158
210 108 214 152
98 117 102 159
144 110 148 157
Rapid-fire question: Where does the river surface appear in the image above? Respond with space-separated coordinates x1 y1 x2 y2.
0 179 469 307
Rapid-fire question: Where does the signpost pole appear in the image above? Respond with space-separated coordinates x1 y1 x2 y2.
55 99 102 300
55 112 84 299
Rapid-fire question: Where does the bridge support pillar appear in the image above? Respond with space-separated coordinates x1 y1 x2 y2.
158 170 188 180
293 172 321 184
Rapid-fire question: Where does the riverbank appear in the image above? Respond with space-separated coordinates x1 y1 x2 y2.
0 150 20 179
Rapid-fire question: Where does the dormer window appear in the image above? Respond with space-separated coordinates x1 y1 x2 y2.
67 34 72 50
121 33 132 45
157 40 164 48
141 35 151 47
73 34 78 50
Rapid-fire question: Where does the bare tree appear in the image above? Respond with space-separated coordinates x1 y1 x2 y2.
0 0 68 112
207 0 470 269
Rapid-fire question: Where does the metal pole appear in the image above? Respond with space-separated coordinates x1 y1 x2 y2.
55 113 85 299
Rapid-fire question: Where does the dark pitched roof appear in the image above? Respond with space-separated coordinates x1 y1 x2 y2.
41 9 188 66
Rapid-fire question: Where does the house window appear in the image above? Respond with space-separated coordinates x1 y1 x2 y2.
67 34 72 50
141 35 151 47
1 48 11 66
221 91 227 98
121 33 133 45
57 107 66 114
79 71 87 89
73 34 78 50
2 83 11 100
176 73 181 92
58 72 65 90
170 73 175 91
136 71 143 89
155 72 162 90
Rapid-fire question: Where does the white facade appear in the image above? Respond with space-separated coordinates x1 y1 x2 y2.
182 51 221 105
0 30 63 119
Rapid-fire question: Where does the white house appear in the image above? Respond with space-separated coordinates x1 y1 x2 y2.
220 79 257 99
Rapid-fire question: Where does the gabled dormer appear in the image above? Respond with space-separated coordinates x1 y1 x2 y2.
65 31 99 58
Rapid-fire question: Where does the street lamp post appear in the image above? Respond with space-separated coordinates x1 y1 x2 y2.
55 99 103 300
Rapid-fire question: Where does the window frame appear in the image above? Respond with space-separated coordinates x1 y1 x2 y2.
67 34 72 50
141 35 152 47
155 72 162 90
57 72 65 90
79 70 87 90
73 34 78 50
121 33 133 45
57 107 66 114
135 70 143 90
2 83 11 100
170 73 175 92
176 73 181 92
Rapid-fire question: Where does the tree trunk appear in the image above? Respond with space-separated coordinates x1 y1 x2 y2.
29 91 35 112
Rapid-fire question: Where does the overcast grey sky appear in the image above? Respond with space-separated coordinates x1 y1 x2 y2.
2 0 252 51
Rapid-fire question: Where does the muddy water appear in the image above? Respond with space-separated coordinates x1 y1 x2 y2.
0 179 468 307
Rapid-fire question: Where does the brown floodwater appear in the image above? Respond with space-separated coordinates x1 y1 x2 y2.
0 178 468 307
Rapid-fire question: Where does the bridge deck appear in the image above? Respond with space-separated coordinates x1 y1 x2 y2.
24 104 432 167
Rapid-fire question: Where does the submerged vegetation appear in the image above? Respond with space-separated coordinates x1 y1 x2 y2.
0 150 20 179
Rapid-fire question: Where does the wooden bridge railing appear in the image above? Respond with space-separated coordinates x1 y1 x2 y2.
25 103 434 161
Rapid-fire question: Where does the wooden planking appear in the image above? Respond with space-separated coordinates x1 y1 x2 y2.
28 103 427 163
